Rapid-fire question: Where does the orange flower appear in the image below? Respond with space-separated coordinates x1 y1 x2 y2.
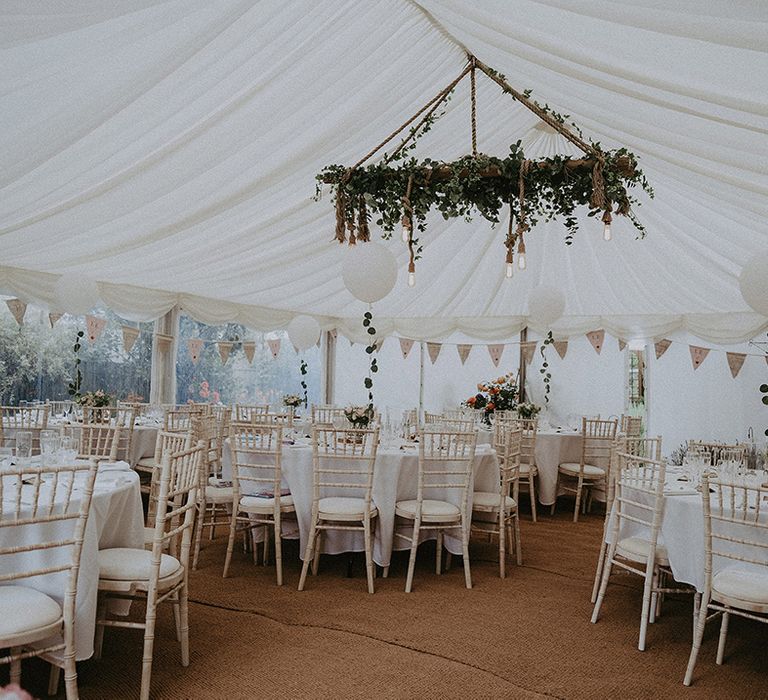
477 383 486 392
496 376 506 384
489 387 500 395
486 402 495 411
466 396 476 405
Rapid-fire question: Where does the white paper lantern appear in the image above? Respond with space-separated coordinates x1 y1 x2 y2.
286 315 321 351
738 252 768 316
341 241 397 303
53 273 101 316
528 286 566 327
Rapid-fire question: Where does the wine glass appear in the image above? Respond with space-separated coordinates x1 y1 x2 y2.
15 431 32 464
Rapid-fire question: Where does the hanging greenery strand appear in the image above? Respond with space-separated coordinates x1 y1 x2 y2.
317 54 652 262
362 311 378 409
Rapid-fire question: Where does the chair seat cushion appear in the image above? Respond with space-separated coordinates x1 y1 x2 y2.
616 536 668 564
519 463 537 475
559 462 606 478
472 491 517 510
0 586 62 639
240 494 294 511
713 567 768 605
318 497 375 518
99 548 181 581
205 485 234 503
395 499 460 520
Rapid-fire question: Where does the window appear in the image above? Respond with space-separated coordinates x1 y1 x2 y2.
0 301 152 404
175 315 321 407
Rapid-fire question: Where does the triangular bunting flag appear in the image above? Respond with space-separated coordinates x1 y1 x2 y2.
156 333 172 353
48 312 63 328
5 299 26 326
85 315 107 343
218 341 233 364
375 337 385 353
399 338 415 360
520 341 537 366
654 339 672 359
242 341 256 364
726 352 746 379
316 337 321 348
121 326 140 353
187 338 204 365
553 340 568 359
457 344 472 365
426 342 442 364
488 344 504 367
618 338 627 352
689 345 710 370
586 330 605 355
267 338 281 358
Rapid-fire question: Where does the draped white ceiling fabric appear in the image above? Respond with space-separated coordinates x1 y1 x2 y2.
0 0 766 341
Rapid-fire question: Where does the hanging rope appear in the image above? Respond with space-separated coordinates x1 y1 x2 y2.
470 56 478 157
357 195 370 242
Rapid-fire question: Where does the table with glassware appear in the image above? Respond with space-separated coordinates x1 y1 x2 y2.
0 457 144 659
221 436 501 567
609 462 768 591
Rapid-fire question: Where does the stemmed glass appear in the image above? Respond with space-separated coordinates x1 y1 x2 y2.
15 431 33 464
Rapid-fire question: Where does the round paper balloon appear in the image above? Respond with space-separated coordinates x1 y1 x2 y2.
341 241 397 303
53 273 101 316
738 252 768 316
528 286 566 327
286 315 321 351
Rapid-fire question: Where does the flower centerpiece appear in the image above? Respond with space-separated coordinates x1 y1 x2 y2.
344 404 375 429
283 394 303 409
77 390 113 422
464 373 518 425
516 402 541 420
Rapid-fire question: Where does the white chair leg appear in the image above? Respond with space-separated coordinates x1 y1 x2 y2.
179 582 190 667
9 648 21 685
684 594 710 686
192 497 205 571
591 542 617 623
461 526 472 589
222 507 238 578
513 513 522 565
94 596 108 659
363 517 375 594
312 529 322 576
573 478 584 523
62 654 78 700
382 565 390 578
405 519 421 593
139 599 158 700
529 472 538 522
638 561 655 651
436 532 443 574
498 512 507 579
274 520 284 586
716 609 730 665
297 521 317 591
48 664 61 696
172 591 182 643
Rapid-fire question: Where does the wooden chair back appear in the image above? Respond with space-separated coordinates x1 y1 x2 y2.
310 404 346 425
229 422 285 506
234 404 271 422
580 417 618 471
416 429 477 517
620 414 643 437
147 430 194 524
76 424 121 462
310 427 379 511
494 423 523 499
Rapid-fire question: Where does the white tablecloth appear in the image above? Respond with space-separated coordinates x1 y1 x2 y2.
0 465 144 659
129 424 159 466
534 429 582 505
222 441 500 567
609 468 768 591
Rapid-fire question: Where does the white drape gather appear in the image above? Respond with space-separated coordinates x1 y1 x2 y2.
0 1 765 342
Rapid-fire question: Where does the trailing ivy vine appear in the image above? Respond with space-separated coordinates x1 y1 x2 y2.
300 359 308 408
539 331 554 403
67 330 85 400
362 311 378 409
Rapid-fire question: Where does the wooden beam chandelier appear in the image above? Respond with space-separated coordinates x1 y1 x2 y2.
317 54 653 285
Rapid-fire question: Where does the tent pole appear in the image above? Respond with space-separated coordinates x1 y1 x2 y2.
418 341 425 421
149 304 179 405
322 330 336 405
518 327 528 403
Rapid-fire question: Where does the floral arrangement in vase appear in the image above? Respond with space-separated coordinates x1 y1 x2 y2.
464 373 518 424
77 390 112 408
517 402 541 420
344 404 375 428
283 394 303 408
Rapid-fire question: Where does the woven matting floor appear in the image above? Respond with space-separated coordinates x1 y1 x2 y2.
6 504 767 699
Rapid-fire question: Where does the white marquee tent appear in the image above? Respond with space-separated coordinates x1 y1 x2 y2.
1 0 766 344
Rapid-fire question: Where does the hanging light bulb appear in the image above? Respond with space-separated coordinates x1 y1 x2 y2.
506 262 514 278
505 247 514 278
602 210 613 242
518 253 527 270
401 213 412 243
407 260 416 287
401 226 410 243
516 233 527 271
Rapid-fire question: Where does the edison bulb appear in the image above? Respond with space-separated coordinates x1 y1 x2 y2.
408 271 416 287
603 223 612 241
506 262 514 278
517 253 527 270
401 226 410 242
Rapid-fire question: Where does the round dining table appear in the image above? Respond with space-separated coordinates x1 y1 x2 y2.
0 460 144 660
221 438 500 568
